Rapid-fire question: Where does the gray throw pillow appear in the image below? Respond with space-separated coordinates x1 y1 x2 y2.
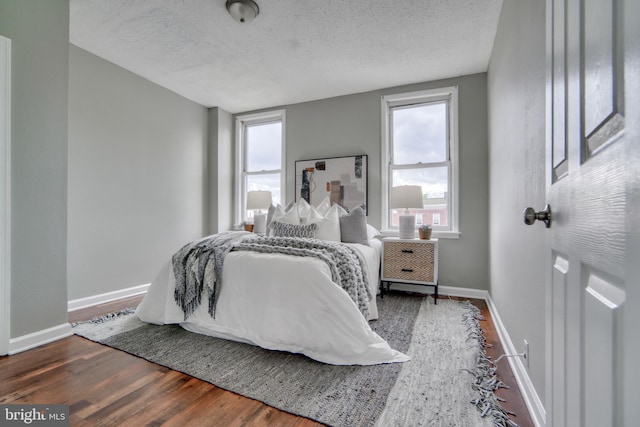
339 205 369 245
271 221 318 239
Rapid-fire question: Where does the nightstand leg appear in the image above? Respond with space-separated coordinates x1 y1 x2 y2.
434 282 438 305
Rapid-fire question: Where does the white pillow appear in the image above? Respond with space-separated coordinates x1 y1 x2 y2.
305 205 341 242
315 196 331 216
297 198 312 223
271 203 300 225
335 203 348 216
366 224 382 240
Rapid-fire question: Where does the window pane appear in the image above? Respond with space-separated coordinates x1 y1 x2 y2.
392 102 447 165
391 167 448 227
246 173 281 206
246 122 281 171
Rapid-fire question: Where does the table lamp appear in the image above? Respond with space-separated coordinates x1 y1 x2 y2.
246 190 272 234
390 185 423 239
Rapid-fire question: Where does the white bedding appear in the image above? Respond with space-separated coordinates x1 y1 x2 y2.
136 238 409 365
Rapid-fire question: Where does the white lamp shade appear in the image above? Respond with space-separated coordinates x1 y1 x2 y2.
390 185 423 210
246 190 272 210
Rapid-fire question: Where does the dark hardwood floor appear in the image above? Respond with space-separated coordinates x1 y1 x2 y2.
0 294 533 426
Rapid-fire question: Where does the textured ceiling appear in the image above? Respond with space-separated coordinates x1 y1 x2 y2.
70 0 504 113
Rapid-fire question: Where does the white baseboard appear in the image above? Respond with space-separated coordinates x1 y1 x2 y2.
7 284 150 355
68 283 150 312
439 285 489 300
385 282 489 301
486 294 547 427
9 322 72 355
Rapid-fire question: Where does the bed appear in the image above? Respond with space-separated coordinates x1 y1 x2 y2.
136 201 409 366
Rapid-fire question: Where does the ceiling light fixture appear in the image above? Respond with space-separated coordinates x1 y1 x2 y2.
225 0 259 24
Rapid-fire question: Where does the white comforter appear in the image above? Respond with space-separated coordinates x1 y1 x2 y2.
136 238 409 365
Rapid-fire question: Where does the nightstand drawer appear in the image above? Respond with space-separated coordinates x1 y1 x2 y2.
382 241 435 283
383 263 434 282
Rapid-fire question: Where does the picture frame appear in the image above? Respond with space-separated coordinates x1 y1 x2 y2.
295 155 368 213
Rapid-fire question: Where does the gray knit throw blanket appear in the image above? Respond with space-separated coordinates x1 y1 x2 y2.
233 236 371 318
172 231 253 320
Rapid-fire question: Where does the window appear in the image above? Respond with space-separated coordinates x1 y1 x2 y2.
381 87 459 237
235 110 285 225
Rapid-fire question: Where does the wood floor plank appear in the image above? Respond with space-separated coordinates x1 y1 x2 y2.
0 339 107 383
71 357 168 418
0 293 532 426
83 369 191 426
121 377 217 427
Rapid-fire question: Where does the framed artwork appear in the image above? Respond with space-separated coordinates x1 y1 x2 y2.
295 155 368 213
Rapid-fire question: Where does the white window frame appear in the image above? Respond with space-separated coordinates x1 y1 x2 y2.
234 109 286 227
381 86 460 239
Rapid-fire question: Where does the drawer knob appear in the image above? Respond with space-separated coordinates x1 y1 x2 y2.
401 268 414 272
401 249 414 254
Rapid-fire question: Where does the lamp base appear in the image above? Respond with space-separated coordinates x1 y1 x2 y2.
398 215 416 239
253 213 267 234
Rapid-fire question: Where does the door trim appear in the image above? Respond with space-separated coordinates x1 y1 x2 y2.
0 35 11 356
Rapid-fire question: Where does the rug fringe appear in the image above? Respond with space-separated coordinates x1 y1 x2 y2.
460 301 519 427
71 307 137 327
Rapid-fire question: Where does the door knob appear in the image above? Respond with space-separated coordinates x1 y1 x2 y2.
523 204 552 228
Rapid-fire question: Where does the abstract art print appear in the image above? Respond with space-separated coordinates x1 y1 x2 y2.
295 155 367 213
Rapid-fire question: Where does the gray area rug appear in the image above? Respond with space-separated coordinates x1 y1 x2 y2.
73 295 496 427
376 299 494 427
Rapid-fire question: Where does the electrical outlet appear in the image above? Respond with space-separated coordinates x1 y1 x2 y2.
523 340 529 368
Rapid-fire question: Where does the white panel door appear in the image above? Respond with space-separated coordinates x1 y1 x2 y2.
544 0 634 425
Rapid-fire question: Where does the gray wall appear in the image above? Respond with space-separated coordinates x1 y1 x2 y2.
68 45 208 300
488 0 547 402
0 0 70 337
250 73 489 291
207 107 234 235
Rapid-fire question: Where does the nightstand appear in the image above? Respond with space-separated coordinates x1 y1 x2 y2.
381 237 439 303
